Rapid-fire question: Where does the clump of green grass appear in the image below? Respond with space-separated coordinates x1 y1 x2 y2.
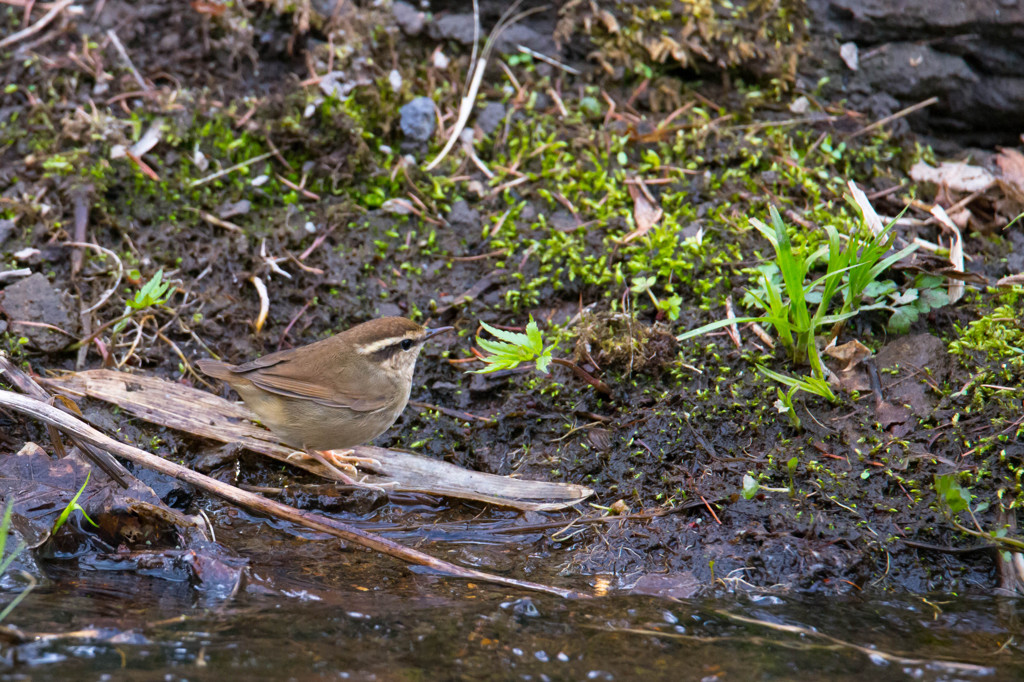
679 199 919 426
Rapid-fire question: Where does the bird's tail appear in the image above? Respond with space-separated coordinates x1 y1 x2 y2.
196 359 234 380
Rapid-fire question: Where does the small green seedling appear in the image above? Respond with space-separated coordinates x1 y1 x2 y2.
114 269 173 333
51 471 99 535
742 457 799 500
472 318 613 394
759 364 836 430
0 501 34 622
631 275 682 321
473 317 556 374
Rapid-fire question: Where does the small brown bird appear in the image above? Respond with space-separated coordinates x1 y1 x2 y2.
197 317 452 482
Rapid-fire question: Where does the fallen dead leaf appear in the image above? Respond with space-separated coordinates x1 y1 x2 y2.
622 179 663 243
909 161 995 193
824 339 872 372
930 204 965 304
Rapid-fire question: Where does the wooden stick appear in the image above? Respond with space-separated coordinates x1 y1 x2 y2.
0 0 73 50
0 388 588 600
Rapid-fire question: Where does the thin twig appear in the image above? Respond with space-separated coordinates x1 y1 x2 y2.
849 96 939 139
0 356 130 487
62 241 124 314
105 29 149 91
550 357 612 395
190 152 273 187
0 0 73 49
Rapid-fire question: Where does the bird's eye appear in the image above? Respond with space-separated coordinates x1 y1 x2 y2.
400 339 414 351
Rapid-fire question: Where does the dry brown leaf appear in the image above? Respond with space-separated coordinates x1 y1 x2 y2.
996 273 1024 287
930 205 965 304
995 147 1024 204
847 181 884 235
622 180 663 243
824 339 872 372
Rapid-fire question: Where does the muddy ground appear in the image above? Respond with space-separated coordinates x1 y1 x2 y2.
1 0 1023 608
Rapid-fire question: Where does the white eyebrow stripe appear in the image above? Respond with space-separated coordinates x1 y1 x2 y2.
356 331 422 355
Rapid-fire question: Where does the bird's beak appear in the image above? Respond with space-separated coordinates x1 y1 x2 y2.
422 326 454 341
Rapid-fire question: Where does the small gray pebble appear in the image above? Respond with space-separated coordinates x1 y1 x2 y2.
400 97 436 142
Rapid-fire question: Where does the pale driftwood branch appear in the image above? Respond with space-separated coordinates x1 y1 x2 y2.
0 388 589 599
0 356 130 487
43 369 594 510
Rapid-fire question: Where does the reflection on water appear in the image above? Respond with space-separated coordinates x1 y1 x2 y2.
4 566 1021 681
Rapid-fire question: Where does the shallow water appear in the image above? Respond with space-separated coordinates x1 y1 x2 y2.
6 563 1022 681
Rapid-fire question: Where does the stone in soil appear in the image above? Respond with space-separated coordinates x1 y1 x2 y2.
0 272 79 352
400 96 437 142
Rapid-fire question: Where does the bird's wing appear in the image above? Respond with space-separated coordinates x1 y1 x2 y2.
247 372 391 412
230 349 390 413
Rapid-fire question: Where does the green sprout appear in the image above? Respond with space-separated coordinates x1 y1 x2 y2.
631 275 683 321
51 471 99 535
742 457 799 500
473 317 555 374
759 364 836 429
0 501 35 622
113 269 172 333
472 318 613 395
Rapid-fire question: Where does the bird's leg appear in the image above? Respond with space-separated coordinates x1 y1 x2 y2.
320 449 383 471
285 448 382 486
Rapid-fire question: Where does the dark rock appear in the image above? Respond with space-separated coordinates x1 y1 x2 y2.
376 302 403 318
529 91 551 111
399 96 437 142
0 218 14 246
428 14 557 56
427 13 477 45
476 101 506 135
0 273 79 352
807 0 1024 143
859 43 977 101
469 373 492 397
491 23 558 56
393 1 425 36
1007 230 1024 274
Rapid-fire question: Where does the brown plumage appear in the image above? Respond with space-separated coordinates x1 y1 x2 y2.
198 317 451 453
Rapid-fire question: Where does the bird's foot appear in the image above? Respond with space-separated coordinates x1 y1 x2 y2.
286 449 383 487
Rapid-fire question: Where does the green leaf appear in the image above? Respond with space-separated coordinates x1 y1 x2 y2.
473 317 553 375
525 318 544 354
535 354 552 374
677 316 760 341
478 320 531 348
52 471 99 535
0 501 22 576
742 474 759 500
862 280 896 298
917 286 949 312
935 474 972 513
887 306 919 334
889 288 919 306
